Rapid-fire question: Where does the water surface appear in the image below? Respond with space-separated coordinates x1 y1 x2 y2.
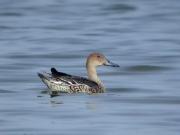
0 0 180 135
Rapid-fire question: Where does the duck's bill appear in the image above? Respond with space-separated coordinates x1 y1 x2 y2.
104 59 120 67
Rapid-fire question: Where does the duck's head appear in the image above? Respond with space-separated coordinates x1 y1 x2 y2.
86 52 119 68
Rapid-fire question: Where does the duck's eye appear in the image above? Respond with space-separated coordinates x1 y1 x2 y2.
97 55 101 58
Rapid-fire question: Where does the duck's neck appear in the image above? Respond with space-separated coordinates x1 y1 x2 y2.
87 65 102 86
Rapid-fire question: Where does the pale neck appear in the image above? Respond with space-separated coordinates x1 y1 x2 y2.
86 64 102 85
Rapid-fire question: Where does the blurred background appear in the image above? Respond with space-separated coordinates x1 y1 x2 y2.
0 0 180 135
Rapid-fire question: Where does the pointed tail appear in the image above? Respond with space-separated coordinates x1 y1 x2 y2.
38 72 45 79
38 72 49 81
37 72 60 97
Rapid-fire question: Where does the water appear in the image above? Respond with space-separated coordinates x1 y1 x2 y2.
0 0 180 134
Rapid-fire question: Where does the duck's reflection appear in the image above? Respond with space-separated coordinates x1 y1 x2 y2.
50 100 63 107
86 102 98 111
49 98 98 111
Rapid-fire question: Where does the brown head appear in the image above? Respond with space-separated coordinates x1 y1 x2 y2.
86 52 119 68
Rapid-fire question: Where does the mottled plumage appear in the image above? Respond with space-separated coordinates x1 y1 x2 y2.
38 68 103 96
38 52 119 97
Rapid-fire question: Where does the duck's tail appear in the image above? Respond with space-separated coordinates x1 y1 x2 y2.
37 72 60 97
38 72 45 79
38 72 50 83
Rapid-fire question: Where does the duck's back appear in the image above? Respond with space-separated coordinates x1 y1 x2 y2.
38 68 104 95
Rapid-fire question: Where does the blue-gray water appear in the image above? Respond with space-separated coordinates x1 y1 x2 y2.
0 0 180 135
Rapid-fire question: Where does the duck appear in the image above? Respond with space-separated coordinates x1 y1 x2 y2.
38 52 119 97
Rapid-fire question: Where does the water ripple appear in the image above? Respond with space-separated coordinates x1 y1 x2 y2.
107 96 180 105
6 53 82 60
0 89 15 93
0 12 24 17
126 65 171 72
103 3 137 14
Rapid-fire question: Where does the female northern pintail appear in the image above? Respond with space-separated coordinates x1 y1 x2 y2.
38 52 119 96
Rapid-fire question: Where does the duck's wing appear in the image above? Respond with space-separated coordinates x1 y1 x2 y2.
69 76 98 87
38 68 101 95
50 68 98 87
